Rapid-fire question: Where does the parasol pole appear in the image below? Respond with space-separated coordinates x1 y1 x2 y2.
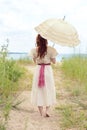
52 43 55 47
63 16 66 20
52 16 66 47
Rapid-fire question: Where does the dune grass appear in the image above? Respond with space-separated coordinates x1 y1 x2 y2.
54 56 87 130
0 45 30 130
17 56 33 65
61 56 87 86
55 104 87 130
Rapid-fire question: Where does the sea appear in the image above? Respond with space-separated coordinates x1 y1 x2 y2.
7 52 87 62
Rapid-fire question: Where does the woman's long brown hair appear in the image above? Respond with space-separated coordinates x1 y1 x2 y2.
36 34 48 58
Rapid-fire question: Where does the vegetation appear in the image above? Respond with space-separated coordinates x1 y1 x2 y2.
1 45 87 130
56 104 87 130
61 56 87 85
17 56 33 65
0 44 27 130
54 56 87 130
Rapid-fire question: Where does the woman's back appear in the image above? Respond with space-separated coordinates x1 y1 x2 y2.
31 46 58 64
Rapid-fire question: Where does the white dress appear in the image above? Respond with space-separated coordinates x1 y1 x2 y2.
30 46 58 106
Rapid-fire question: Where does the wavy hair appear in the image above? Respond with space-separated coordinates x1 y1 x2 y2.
36 34 48 58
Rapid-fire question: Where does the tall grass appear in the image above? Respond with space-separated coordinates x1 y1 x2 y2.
56 104 87 130
55 56 87 130
17 56 33 65
61 56 87 93
62 56 87 81
0 44 25 130
0 57 24 98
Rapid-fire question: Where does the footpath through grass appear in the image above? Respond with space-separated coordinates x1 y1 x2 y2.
1 45 87 130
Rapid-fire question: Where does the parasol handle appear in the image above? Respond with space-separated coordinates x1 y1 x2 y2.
52 43 55 47
63 16 66 20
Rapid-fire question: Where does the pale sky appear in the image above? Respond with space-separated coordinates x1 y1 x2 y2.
0 0 87 54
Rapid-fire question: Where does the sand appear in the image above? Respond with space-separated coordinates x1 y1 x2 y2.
7 91 60 130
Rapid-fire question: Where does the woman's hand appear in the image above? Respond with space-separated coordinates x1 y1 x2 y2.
50 58 56 64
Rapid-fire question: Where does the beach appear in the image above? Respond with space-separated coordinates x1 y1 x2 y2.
0 58 87 130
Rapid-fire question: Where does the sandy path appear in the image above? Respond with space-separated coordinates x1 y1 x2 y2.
7 91 60 130
7 65 61 130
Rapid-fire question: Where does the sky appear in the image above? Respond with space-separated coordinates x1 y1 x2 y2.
0 0 87 54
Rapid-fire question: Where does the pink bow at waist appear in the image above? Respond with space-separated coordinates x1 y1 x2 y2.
38 63 50 88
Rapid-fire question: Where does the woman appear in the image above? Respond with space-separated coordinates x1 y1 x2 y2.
31 34 58 117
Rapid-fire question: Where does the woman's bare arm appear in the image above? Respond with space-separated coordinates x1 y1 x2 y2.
33 58 36 63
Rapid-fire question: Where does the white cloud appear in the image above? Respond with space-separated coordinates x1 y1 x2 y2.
0 0 87 53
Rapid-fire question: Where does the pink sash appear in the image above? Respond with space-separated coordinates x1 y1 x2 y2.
38 63 50 88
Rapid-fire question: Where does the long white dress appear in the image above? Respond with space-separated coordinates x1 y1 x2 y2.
30 46 58 106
